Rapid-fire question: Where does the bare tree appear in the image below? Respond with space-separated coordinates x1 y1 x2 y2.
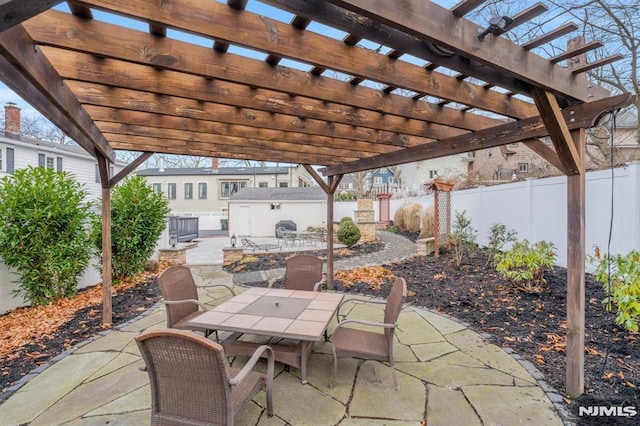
472 0 639 168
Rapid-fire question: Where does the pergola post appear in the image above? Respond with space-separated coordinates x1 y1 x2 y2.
566 128 586 397
301 165 342 289
97 154 112 326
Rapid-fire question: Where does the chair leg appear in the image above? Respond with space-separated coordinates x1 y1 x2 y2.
330 346 338 388
390 361 399 391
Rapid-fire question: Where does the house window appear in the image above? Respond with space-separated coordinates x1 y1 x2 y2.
258 182 268 188
373 177 382 184
0 147 13 173
168 183 177 199
152 183 161 194
39 153 56 170
380 168 388 174
184 183 193 199
518 163 529 173
56 157 63 172
220 181 246 198
270 202 281 210
339 183 349 189
198 182 207 199
279 182 288 187
429 170 438 179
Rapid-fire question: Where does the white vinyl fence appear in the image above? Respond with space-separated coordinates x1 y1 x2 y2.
452 162 640 269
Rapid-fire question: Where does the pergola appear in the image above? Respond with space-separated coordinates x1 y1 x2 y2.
0 0 634 397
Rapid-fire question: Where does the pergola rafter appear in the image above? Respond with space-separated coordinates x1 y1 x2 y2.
0 0 634 398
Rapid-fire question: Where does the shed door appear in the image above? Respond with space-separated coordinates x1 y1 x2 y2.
238 206 251 236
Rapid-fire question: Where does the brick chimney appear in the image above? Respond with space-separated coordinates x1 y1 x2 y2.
4 103 21 139
211 157 219 170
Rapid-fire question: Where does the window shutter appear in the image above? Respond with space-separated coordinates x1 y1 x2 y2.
6 148 14 173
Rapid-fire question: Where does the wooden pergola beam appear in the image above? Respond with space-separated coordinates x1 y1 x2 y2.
106 135 345 165
97 122 373 161
523 23 578 50
323 93 635 175
110 151 153 186
0 0 62 32
0 25 115 161
69 0 537 119
83 105 408 153
325 0 603 102
26 10 516 131
41 47 460 144
532 88 581 175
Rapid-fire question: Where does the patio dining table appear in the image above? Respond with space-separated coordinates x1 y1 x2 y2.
188 287 343 384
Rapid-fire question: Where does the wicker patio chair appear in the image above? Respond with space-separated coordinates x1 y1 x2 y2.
136 329 274 425
157 265 235 339
269 254 326 291
330 277 407 390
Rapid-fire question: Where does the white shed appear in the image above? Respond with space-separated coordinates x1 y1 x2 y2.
228 187 326 237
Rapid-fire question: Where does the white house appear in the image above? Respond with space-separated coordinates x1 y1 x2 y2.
227 187 326 237
0 104 126 314
137 163 315 234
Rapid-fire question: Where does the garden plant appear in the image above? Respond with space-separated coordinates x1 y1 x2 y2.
90 175 170 282
336 216 361 248
590 249 640 332
0 166 91 305
495 239 557 293
448 210 478 267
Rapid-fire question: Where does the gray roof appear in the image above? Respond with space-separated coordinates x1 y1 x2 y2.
137 166 290 176
229 186 325 201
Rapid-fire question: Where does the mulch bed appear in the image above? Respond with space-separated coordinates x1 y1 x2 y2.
0 276 162 400
1 237 638 425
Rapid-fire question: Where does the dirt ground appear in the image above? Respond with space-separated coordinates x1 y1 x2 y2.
1 239 638 425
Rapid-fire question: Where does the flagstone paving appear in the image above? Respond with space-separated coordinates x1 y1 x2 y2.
0 235 572 425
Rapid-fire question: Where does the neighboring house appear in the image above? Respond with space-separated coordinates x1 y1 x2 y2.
137 163 315 232
468 142 553 182
399 154 472 191
336 174 358 194
367 167 400 195
607 111 640 164
0 104 126 202
227 186 326 237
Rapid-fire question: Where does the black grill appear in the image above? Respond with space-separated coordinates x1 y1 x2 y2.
275 220 297 238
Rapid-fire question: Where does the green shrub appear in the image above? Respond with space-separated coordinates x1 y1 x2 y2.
337 218 361 247
495 239 556 293
339 216 354 224
449 210 478 267
0 166 91 305
590 249 640 332
90 175 170 283
484 223 518 268
334 192 357 202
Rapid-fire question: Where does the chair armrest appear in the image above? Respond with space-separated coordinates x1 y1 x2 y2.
164 299 208 311
335 297 386 321
198 282 237 296
229 345 274 386
312 275 327 292
332 318 397 334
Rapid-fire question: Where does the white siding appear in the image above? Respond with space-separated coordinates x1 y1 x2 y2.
228 201 326 237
